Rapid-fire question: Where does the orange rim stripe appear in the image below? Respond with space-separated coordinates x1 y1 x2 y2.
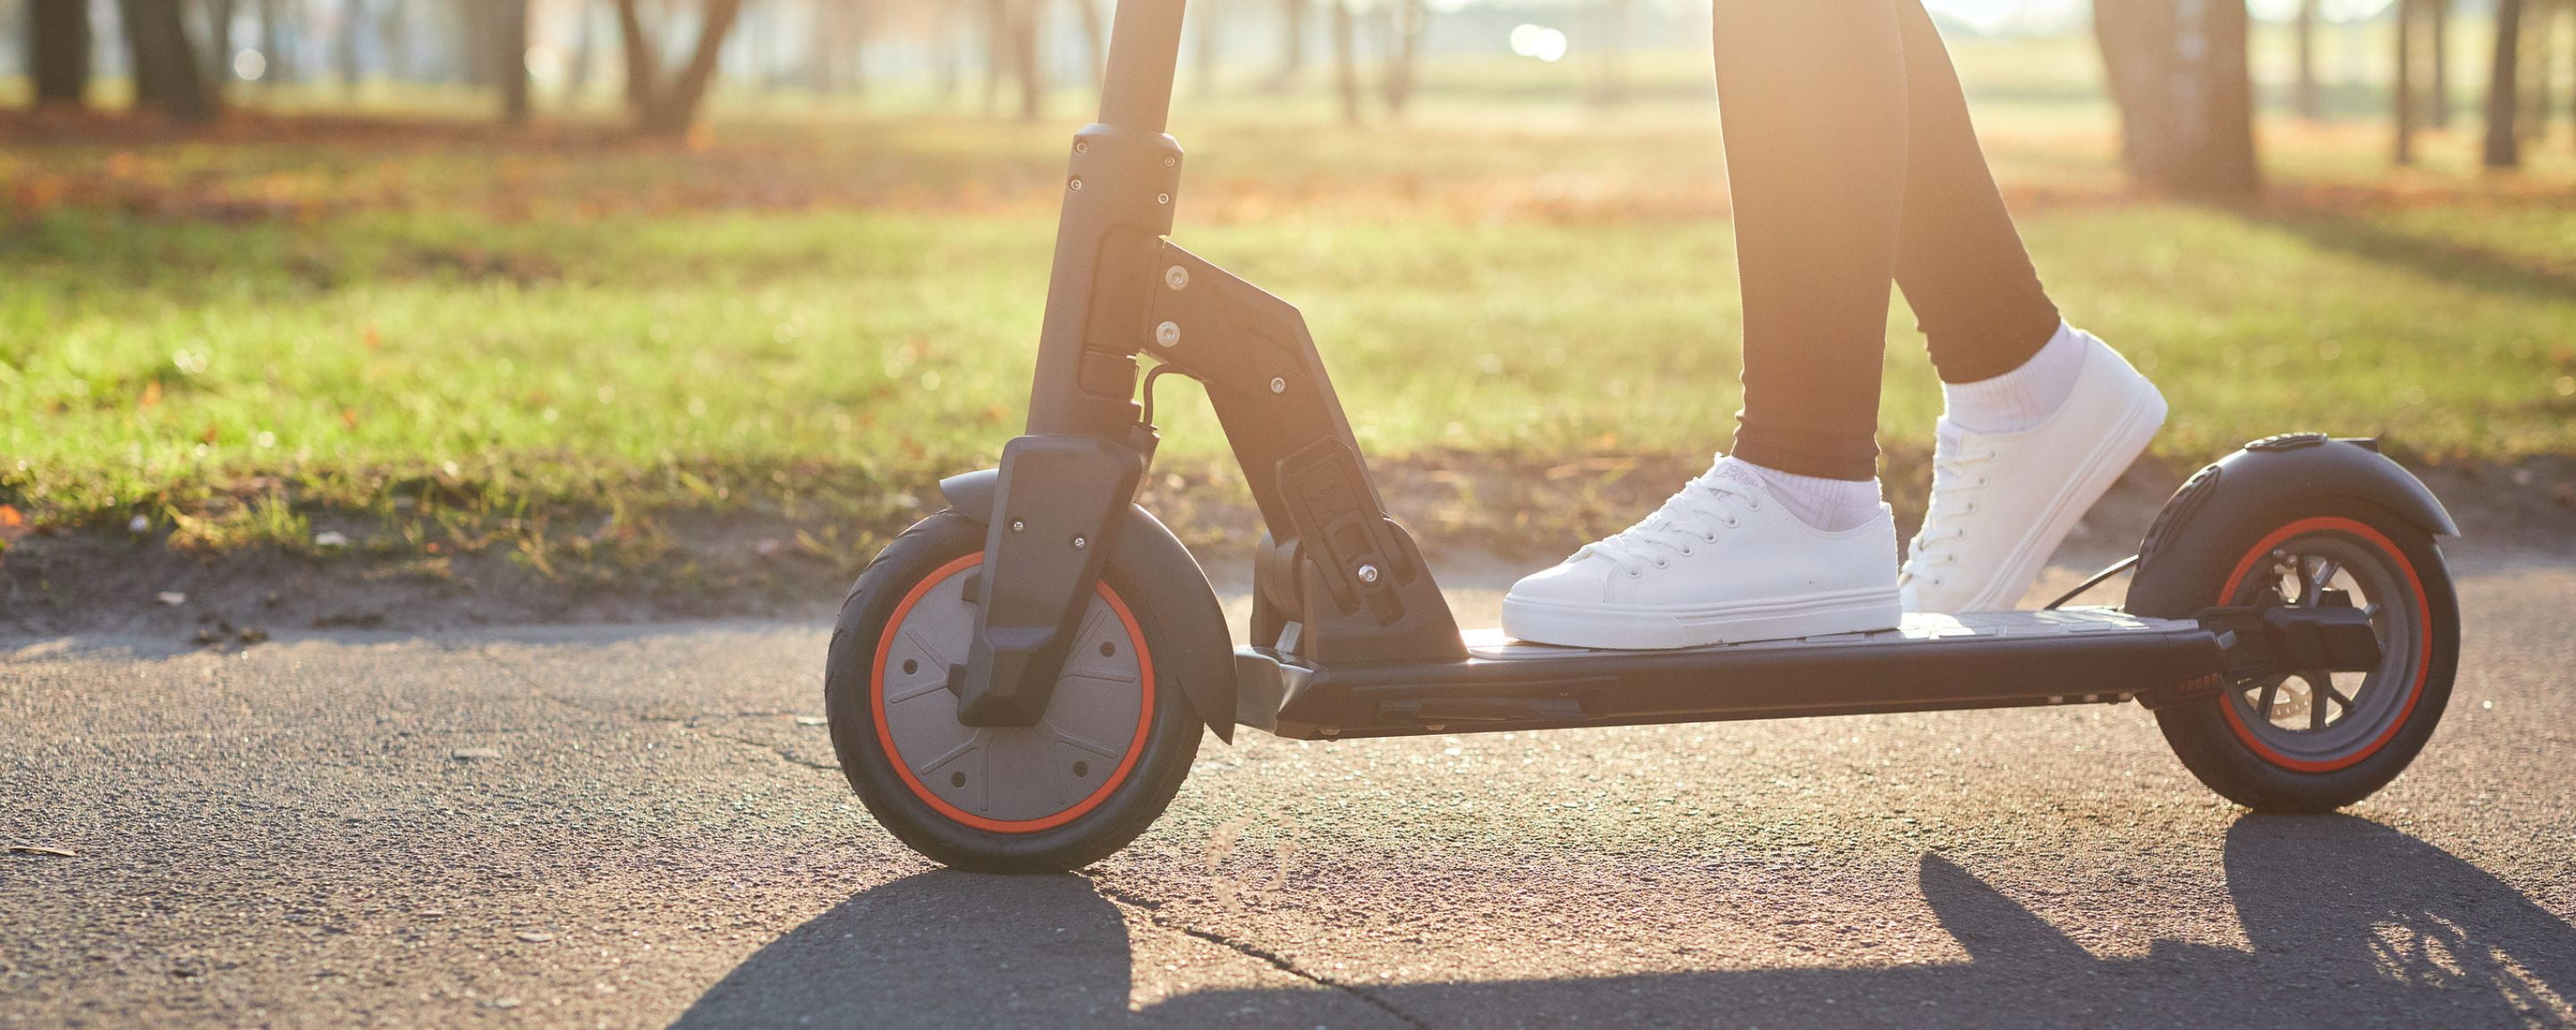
870 553 1156 833
2214 516 2432 773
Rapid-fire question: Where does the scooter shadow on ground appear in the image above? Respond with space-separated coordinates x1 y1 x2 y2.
672 815 2575 1029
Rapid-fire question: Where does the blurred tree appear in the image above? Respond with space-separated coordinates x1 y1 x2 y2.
1267 0 1304 91
378 0 411 80
1008 0 1043 120
204 0 234 87
496 0 530 122
336 0 365 95
1193 0 1222 97
1072 0 1104 89
2428 0 2451 128
258 0 294 85
2091 0 2258 196
616 0 747 136
810 0 867 94
2486 0 2523 166
27 0 92 106
1590 0 1632 107
1376 0 1423 116
2292 0 2317 118
2545 0 2565 140
120 0 216 123
2396 0 2418 164
1328 0 1355 122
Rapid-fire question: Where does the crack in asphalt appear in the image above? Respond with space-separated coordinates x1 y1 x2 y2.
687 726 843 771
1090 881 1431 1029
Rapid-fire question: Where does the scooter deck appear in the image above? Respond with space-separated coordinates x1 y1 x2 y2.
1236 607 2232 740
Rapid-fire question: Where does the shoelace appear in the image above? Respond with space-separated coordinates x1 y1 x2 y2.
1898 447 1997 589
1573 468 1763 578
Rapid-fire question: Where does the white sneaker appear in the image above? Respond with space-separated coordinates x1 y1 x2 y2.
1900 333 2167 613
1502 460 1902 650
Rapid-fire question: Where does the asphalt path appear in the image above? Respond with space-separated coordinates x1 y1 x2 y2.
4 542 2572 1029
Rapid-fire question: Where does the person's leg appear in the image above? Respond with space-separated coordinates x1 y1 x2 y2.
1501 1 1911 649
1888 0 2061 382
1884 0 2167 614
1716 0 1908 484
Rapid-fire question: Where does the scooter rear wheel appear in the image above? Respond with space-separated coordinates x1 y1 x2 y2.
2147 506 2459 812
825 512 1200 872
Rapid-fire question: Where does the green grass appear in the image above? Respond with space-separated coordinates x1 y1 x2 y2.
3 38 2574 561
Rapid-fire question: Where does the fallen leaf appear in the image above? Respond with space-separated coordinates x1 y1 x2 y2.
794 715 827 727
5 844 77 857
157 591 187 606
451 747 502 761
516 932 554 943
312 530 350 549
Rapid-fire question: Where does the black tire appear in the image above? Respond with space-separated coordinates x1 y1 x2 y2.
824 511 1201 873
2140 503 2459 812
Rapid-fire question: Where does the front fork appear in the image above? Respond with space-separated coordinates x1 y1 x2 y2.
953 124 1463 729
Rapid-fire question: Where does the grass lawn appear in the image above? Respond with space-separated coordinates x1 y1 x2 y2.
3 38 2573 572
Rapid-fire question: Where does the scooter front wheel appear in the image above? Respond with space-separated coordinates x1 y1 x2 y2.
825 511 1200 872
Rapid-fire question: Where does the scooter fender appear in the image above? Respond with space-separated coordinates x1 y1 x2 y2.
941 468 1237 743
2126 435 2456 619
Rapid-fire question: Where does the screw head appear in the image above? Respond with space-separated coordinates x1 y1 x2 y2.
1162 156 1177 167
1072 536 1088 550
1268 376 1287 394
1164 266 1190 291
1156 192 1171 205
1010 519 1026 533
1356 563 1381 585
1073 139 1089 154
1155 321 1182 347
1068 178 1084 191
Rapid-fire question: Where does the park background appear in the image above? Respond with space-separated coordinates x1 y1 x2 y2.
1 0 2572 634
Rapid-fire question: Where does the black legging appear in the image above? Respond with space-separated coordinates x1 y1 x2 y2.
1716 0 2063 482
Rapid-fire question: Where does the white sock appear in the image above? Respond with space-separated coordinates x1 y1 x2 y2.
1943 321 2091 434
1719 456 1883 534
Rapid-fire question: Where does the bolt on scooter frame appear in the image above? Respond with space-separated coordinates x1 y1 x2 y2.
949 0 2396 740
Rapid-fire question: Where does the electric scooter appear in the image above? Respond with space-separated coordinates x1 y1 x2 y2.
824 0 2462 873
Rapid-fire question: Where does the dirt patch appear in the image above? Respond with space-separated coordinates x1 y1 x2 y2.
4 452 2570 643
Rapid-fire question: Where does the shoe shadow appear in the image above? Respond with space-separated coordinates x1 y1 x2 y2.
674 815 2576 1028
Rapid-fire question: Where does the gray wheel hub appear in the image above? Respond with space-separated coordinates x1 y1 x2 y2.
877 566 1148 826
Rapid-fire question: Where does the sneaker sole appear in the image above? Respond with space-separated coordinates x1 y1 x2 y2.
1959 381 2169 612
1501 587 1902 650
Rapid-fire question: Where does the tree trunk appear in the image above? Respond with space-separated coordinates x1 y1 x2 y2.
639 0 744 136
1378 0 1421 116
1269 0 1304 91
29 0 92 106
1592 0 1631 107
2428 0 2451 127
935 2 961 98
809 0 838 92
120 0 216 123
1193 0 1220 97
2527 0 2555 140
2292 0 2318 118
2090 0 2259 197
496 0 530 122
615 0 655 113
1329 0 1356 123
981 0 1004 114
1011 0 1045 121
204 0 236 81
2485 0 2524 167
258 0 293 85
2395 0 2417 165
379 0 411 80
336 0 364 94
1072 0 1105 90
